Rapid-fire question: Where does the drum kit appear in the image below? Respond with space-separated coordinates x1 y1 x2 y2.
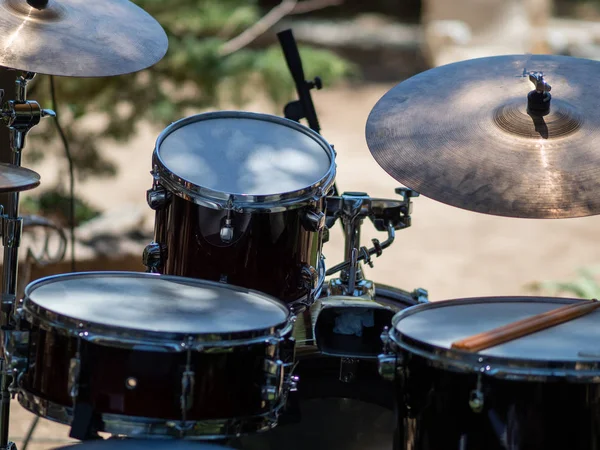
1 1 600 450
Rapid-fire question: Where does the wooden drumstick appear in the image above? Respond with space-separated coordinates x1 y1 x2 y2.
451 299 600 353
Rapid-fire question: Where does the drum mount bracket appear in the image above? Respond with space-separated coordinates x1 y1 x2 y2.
325 189 424 299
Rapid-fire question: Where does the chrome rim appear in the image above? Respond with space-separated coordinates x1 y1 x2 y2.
23 271 294 351
388 296 600 382
153 111 336 212
18 390 284 439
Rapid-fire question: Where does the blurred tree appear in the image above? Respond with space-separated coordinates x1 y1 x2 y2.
23 0 355 223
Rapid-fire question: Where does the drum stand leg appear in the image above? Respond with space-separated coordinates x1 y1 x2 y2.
0 73 55 450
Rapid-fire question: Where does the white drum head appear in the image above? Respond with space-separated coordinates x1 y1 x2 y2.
394 297 600 362
156 112 333 196
25 272 289 334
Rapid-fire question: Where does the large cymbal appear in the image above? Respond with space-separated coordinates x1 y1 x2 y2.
366 54 600 219
0 162 39 192
0 0 168 77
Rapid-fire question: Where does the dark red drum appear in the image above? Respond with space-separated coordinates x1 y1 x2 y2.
16 272 296 439
144 111 336 312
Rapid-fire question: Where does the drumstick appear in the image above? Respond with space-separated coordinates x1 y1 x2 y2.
451 299 600 352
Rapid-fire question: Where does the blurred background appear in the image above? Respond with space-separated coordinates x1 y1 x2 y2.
5 0 600 446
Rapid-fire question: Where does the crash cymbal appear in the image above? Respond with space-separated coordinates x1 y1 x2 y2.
0 162 39 192
366 54 600 219
0 0 168 77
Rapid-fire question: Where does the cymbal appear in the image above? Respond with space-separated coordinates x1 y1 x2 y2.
366 54 600 219
0 0 168 77
0 162 40 192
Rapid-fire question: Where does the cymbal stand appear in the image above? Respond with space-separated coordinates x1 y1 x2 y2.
0 72 55 450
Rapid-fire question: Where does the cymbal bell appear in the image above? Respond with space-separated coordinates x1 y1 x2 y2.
0 0 168 77
0 162 39 192
366 54 600 219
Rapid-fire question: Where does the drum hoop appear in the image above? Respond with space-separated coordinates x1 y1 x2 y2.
22 271 294 350
18 390 283 438
388 296 600 382
153 111 336 212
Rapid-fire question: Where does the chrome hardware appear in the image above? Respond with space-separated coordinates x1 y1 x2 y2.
377 326 400 381
1 73 55 153
347 248 359 294
302 208 325 232
299 264 318 291
339 357 359 383
1 217 22 249
328 278 374 299
125 377 138 390
289 375 299 392
261 385 279 402
377 354 398 381
528 71 551 94
264 359 284 377
219 217 234 243
325 189 418 297
19 389 284 439
146 185 171 210
180 338 195 421
68 356 81 400
413 287 429 304
469 374 485 413
142 242 164 272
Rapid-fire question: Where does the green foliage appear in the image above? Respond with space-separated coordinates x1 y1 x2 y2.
25 0 355 187
527 266 600 299
21 191 101 227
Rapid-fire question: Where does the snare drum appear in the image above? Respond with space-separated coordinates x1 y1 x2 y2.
380 297 600 450
16 272 295 439
144 111 336 311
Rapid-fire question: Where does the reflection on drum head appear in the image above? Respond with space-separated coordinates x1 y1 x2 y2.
158 116 332 195
51 439 229 450
26 273 288 334
396 299 600 361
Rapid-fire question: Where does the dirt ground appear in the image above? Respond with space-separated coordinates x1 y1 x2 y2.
9 81 600 448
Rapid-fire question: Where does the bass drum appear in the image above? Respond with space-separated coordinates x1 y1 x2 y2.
229 284 419 450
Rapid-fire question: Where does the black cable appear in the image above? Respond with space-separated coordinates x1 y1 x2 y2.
21 416 39 450
49 75 76 272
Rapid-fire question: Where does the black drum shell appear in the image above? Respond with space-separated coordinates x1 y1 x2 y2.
229 284 419 450
153 194 325 306
20 328 283 421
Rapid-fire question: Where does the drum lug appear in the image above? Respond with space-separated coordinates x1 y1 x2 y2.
180 370 195 412
377 353 399 381
299 264 318 291
180 338 195 419
302 208 325 232
378 326 402 381
143 242 165 271
68 356 81 399
469 374 485 413
264 359 284 378
146 185 171 210
261 385 279 402
219 218 234 243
